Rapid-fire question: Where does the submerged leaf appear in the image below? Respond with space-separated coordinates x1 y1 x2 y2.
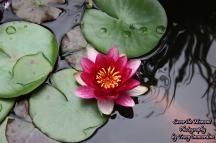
62 26 94 71
7 100 61 143
12 0 65 24
81 0 167 58
29 69 108 142
13 100 31 122
61 26 88 53
64 48 86 71
0 21 58 98
7 117 60 143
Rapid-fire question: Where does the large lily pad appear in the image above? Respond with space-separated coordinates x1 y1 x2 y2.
29 69 108 142
0 99 15 123
81 0 167 58
12 0 65 24
0 118 9 143
0 21 58 98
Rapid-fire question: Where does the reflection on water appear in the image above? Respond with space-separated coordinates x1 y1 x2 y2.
138 22 215 116
206 70 216 128
1 0 216 143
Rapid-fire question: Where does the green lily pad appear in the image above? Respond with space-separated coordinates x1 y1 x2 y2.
0 21 58 98
0 99 15 123
12 53 52 85
29 69 108 142
81 0 167 58
0 117 9 143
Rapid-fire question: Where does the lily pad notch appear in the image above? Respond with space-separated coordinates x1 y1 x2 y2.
0 21 58 98
81 0 168 58
29 69 108 143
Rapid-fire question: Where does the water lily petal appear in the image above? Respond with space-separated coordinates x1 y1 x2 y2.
107 47 119 61
127 59 141 78
80 72 96 87
94 90 119 100
75 86 95 99
115 95 135 107
120 53 126 57
95 53 108 70
74 72 86 86
127 85 148 97
80 57 95 73
115 56 127 72
97 100 114 115
87 47 99 62
121 68 132 83
117 79 140 92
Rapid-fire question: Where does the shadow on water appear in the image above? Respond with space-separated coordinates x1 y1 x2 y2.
134 0 216 121
0 9 2 20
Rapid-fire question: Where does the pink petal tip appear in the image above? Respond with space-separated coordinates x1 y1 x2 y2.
75 86 95 99
86 46 99 63
74 72 86 86
127 59 141 77
97 100 114 115
127 85 149 97
115 95 135 107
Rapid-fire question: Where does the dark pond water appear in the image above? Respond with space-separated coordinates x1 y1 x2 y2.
1 0 216 143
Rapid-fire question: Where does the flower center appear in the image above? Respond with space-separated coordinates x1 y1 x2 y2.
96 66 122 89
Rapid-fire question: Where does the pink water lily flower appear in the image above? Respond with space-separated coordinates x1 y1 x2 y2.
75 47 148 115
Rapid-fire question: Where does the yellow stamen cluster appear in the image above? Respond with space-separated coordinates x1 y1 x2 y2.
96 66 122 89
